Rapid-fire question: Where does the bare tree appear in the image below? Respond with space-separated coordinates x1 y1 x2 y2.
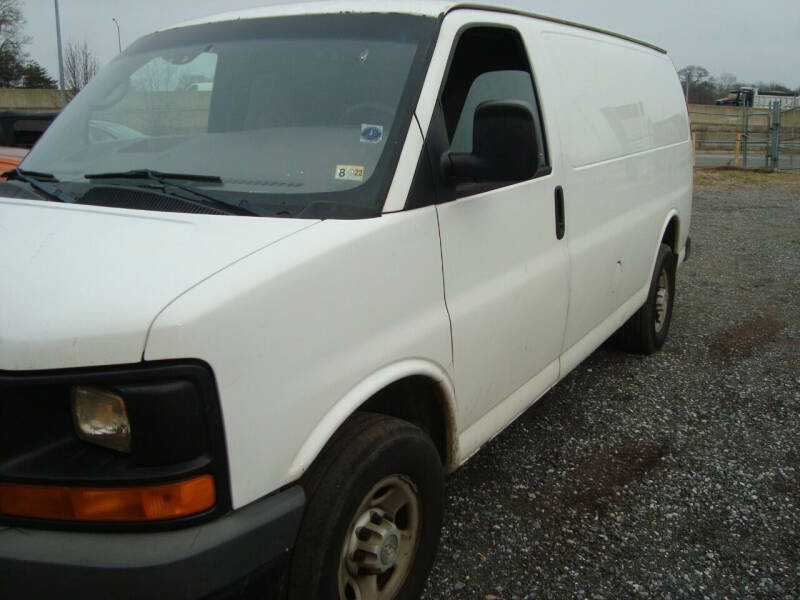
0 0 29 86
130 59 180 134
0 0 25 43
678 65 709 103
64 40 99 93
716 72 738 96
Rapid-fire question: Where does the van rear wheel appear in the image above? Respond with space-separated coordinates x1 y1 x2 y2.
615 243 676 354
288 412 444 600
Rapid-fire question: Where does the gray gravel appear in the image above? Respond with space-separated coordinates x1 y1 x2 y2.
422 170 800 599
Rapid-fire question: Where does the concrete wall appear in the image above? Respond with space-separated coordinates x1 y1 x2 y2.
0 89 72 112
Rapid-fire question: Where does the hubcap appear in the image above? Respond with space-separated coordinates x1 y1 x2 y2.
654 268 669 333
339 475 421 600
380 534 399 567
346 508 403 574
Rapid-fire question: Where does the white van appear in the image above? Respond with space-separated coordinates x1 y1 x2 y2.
0 2 691 598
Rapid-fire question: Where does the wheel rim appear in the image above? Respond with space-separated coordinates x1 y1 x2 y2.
338 475 421 600
654 267 669 333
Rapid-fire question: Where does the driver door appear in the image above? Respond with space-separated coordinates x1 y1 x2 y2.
425 16 569 438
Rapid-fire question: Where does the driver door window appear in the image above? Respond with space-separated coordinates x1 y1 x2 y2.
450 70 547 173
421 26 549 202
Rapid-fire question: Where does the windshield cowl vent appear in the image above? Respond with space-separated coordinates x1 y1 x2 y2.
0 182 45 200
77 187 227 215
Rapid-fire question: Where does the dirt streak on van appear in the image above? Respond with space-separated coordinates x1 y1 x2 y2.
0 2 691 599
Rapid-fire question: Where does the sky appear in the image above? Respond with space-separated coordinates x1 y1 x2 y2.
22 0 800 89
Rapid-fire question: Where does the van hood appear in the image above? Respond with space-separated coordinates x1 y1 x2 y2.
0 198 317 371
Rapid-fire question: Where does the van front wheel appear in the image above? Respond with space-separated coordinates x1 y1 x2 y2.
615 243 676 354
288 413 444 600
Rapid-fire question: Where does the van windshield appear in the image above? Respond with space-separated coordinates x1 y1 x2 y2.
20 14 437 218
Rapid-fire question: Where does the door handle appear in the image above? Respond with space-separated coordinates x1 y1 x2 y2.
554 186 565 240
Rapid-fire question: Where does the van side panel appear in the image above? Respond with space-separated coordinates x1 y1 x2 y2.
538 28 692 354
545 33 687 167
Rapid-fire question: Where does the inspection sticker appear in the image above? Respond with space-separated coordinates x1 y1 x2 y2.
334 165 365 182
360 124 383 143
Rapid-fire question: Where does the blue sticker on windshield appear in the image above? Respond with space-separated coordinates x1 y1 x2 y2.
360 124 383 144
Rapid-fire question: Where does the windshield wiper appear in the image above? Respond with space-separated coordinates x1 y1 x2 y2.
3 168 76 203
85 169 221 183
84 169 256 216
11 168 59 181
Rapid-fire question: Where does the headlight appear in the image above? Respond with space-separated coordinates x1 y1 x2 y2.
71 386 132 453
1 362 230 528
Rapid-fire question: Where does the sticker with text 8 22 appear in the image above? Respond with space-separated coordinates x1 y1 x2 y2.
334 164 365 182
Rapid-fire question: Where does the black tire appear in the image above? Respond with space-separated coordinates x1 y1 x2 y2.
615 243 676 354
287 412 444 600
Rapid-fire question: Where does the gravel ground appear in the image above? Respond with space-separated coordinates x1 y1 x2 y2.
422 169 800 599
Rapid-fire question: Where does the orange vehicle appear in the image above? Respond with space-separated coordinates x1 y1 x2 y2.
0 147 27 179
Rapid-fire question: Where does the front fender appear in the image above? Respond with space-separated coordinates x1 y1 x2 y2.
287 358 459 479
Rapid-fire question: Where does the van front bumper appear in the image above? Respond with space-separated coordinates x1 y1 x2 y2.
0 485 305 600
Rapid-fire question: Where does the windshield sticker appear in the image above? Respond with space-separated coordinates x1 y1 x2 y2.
335 165 365 182
360 124 383 144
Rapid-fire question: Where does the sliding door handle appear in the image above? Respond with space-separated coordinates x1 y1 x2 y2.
554 186 565 240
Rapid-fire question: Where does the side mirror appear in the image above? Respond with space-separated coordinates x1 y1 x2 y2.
443 100 538 183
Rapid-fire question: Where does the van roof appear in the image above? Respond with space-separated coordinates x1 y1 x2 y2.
170 1 667 55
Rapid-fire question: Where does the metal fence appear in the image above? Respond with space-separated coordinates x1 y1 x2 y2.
778 97 800 171
692 99 800 171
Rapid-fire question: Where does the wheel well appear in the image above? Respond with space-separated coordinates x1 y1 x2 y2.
358 376 451 467
662 217 678 253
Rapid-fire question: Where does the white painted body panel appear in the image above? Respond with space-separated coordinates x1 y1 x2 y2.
536 27 692 354
145 207 452 508
411 8 691 467
171 1 453 29
425 11 569 453
0 198 315 371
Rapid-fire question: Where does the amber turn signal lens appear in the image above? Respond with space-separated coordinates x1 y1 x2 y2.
0 475 215 522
